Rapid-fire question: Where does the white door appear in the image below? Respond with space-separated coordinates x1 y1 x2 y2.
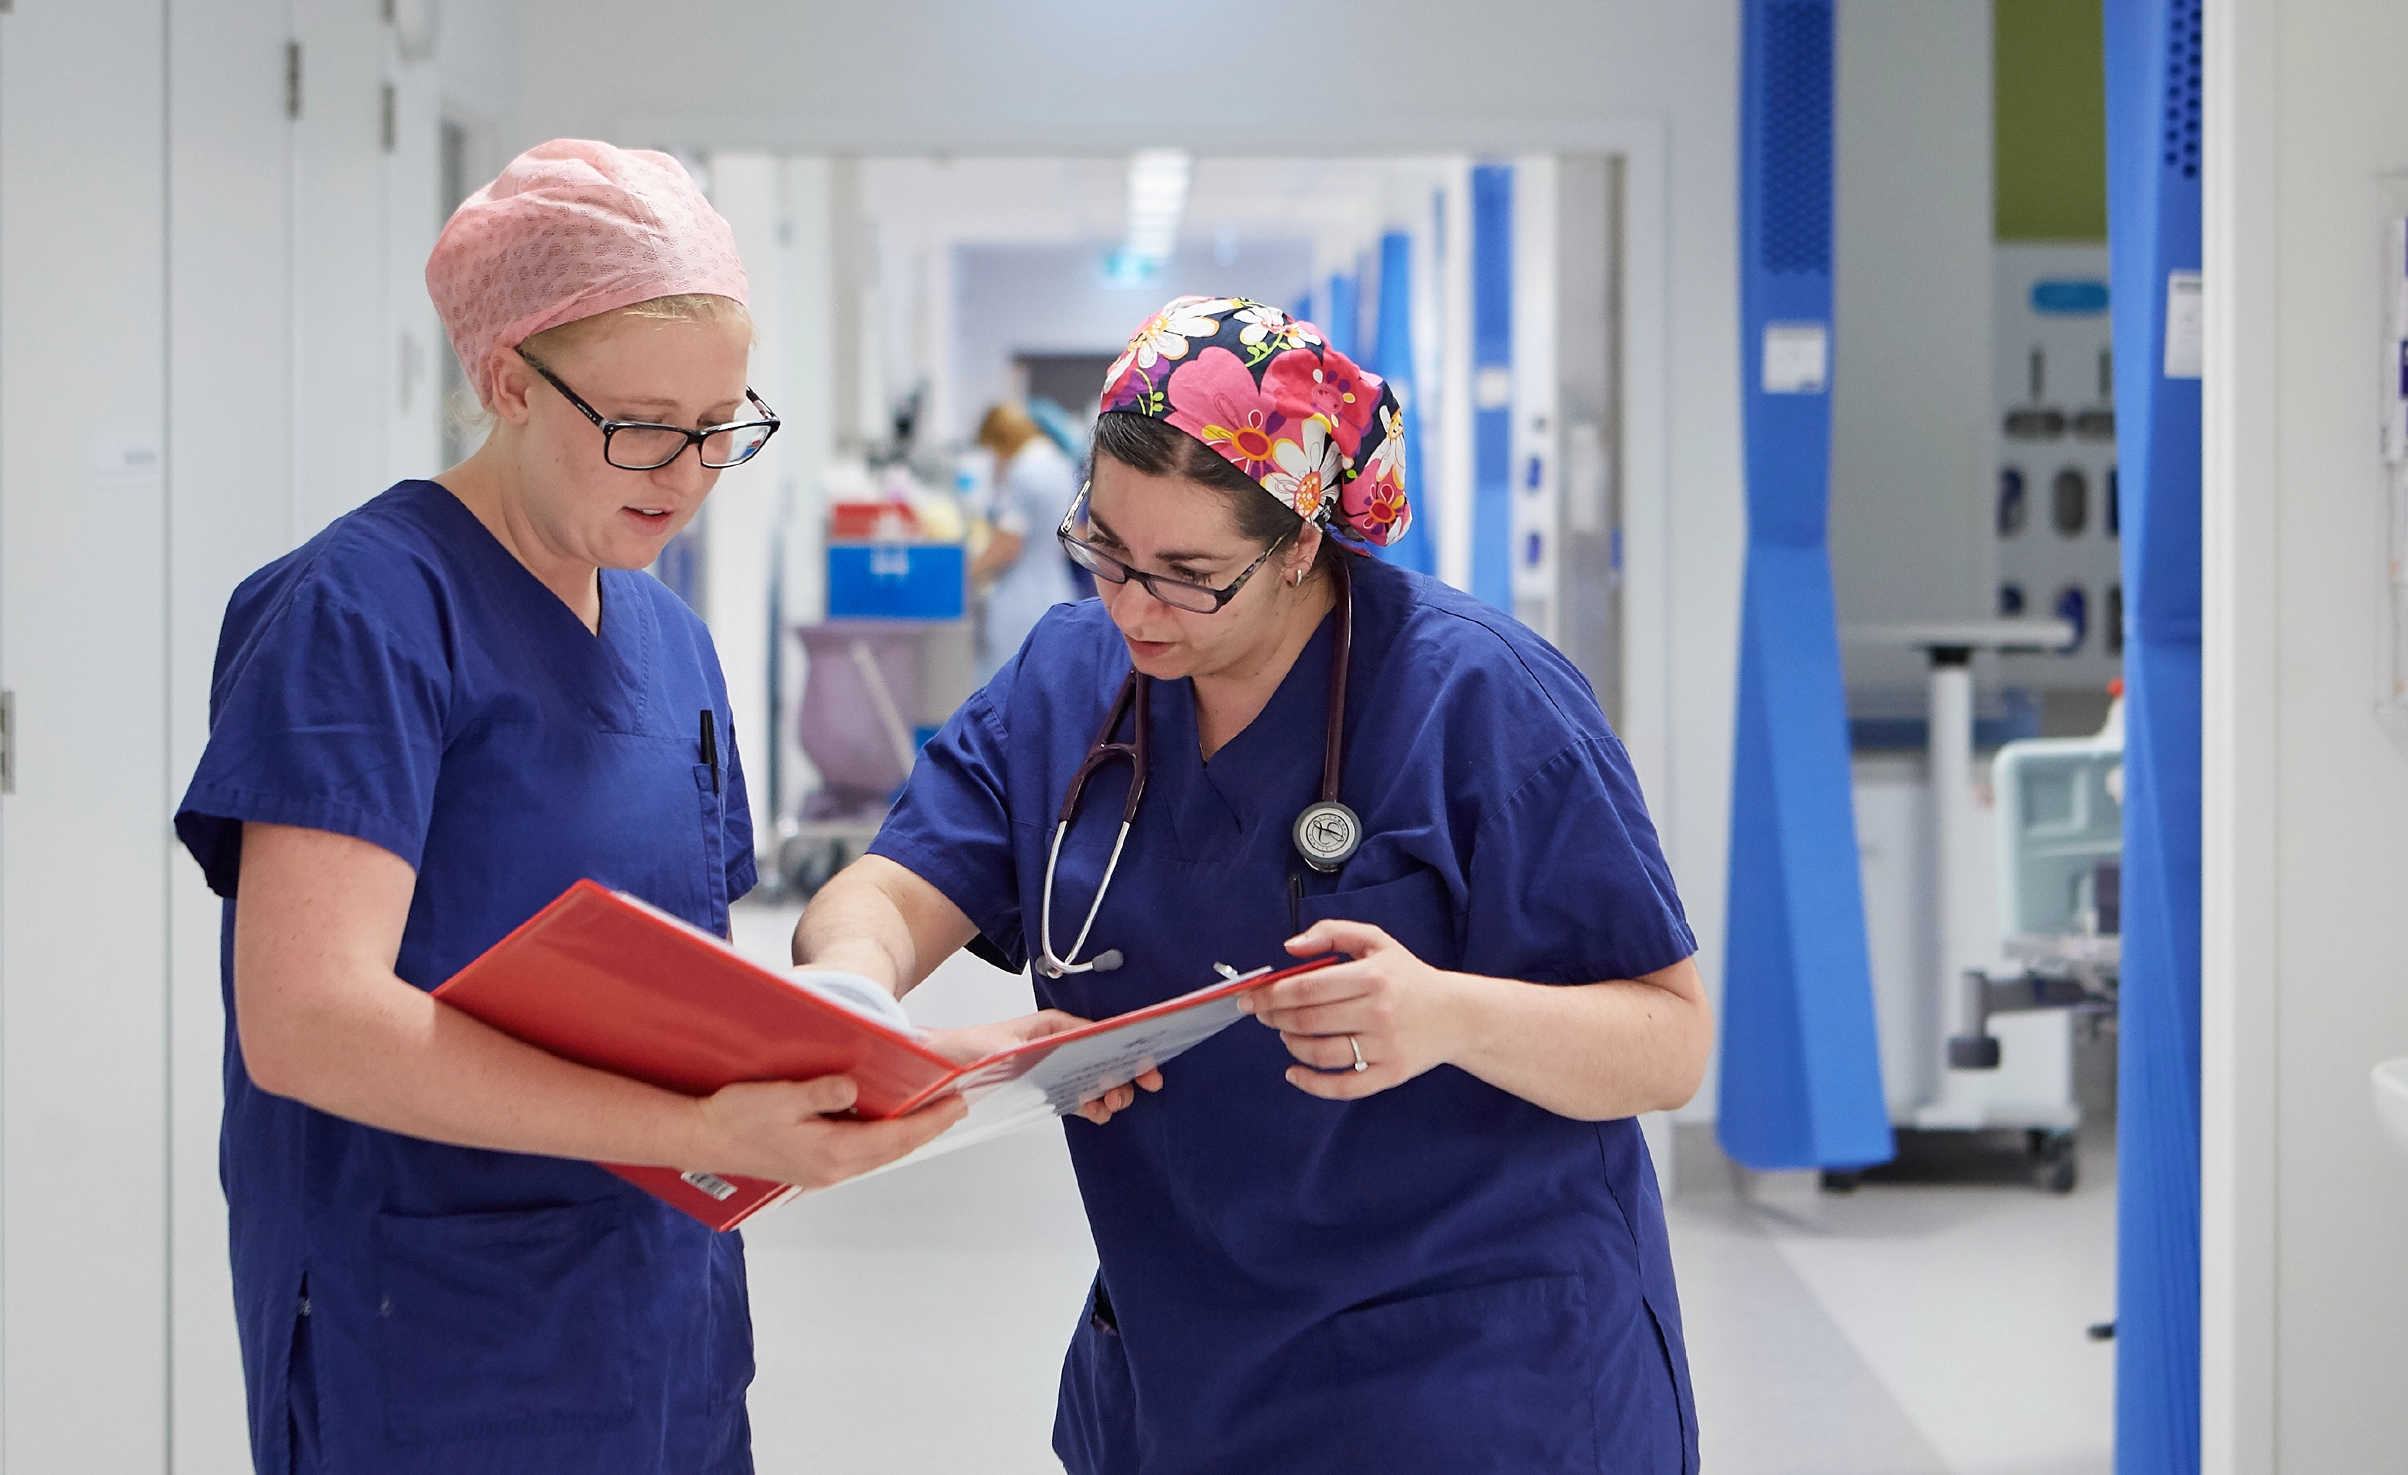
0 1 172 1467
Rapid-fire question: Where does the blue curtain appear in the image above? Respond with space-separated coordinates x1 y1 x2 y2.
2104 2 2203 1471
1471 164 1513 610
1716 0 1893 1172
1370 230 1436 575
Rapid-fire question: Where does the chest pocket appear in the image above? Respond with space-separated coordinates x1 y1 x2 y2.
693 764 729 936
1297 867 1458 971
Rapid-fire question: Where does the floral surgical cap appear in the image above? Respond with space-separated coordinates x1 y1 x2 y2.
1097 296 1411 548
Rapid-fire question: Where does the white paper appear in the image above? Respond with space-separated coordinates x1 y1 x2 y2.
1761 321 1830 394
850 968 1272 1181
788 969 927 1038
2162 271 2204 379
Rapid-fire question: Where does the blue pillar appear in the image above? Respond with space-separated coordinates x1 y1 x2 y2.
1370 230 1434 575
2105 2 2203 1471
1322 271 1361 361
1471 164 1513 610
1716 0 1892 1172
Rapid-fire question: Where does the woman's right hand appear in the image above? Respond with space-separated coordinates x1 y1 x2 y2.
692 1077 967 1192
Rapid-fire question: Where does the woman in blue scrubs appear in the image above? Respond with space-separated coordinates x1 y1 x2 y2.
174 140 962 1475
796 296 1713 1472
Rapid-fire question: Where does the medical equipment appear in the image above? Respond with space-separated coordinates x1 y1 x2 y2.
1993 244 2123 692
1842 620 2103 1192
1037 560 1360 979
780 619 966 897
1945 695 2125 1186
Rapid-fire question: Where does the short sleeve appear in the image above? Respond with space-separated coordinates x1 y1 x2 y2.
174 585 450 898
994 448 1076 541
1461 736 1696 986
865 683 1026 971
990 469 1033 539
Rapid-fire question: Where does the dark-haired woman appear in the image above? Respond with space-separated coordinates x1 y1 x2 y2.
795 296 1711 1473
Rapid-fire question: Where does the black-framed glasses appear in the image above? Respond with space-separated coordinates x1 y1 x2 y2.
1056 482 1289 615
519 349 781 471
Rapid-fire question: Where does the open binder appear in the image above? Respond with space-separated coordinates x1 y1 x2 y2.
433 880 1332 1230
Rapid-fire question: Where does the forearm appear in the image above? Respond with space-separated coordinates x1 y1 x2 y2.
791 854 975 996
1442 965 1712 1121
242 969 716 1170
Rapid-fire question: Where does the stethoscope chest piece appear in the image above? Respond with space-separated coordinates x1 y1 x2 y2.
1292 799 1363 873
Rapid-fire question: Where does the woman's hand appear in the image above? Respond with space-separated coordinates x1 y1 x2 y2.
1241 920 1476 1101
923 1010 1164 1127
692 1077 967 1192
923 1009 1088 1066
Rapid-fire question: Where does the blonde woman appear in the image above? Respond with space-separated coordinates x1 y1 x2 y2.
175 140 960 1475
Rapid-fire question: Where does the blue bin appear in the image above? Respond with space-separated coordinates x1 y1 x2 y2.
826 542 965 620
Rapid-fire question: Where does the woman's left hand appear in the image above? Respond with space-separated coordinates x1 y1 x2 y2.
1239 920 1474 1100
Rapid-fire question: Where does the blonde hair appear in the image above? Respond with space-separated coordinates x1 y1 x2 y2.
976 402 1043 460
522 291 753 358
446 292 755 432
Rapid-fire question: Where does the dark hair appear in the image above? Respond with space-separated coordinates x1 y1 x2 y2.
1088 412 1341 577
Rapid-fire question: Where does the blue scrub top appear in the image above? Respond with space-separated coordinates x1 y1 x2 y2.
870 552 1703 1475
176 481 758 1475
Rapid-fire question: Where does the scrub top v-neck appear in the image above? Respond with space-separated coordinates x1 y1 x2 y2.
871 552 1703 1475
177 479 757 1475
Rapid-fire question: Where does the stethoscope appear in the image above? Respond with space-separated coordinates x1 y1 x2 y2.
1037 559 1362 979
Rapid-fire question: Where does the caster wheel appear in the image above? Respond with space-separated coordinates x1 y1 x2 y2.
2034 1133 2079 1194
1819 1170 1863 1194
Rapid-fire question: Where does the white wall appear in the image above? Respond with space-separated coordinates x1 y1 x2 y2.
0 4 170 1466
2205 1 2408 1469
948 237 1316 434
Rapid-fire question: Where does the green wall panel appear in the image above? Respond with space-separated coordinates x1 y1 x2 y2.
1995 0 2108 241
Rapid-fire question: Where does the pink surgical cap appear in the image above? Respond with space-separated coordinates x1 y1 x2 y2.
426 138 748 407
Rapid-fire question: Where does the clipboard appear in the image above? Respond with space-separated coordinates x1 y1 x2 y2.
434 880 1336 1229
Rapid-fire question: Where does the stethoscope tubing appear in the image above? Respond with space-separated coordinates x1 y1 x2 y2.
1038 557 1355 979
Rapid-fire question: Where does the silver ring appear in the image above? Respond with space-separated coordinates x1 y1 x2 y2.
1348 1035 1368 1073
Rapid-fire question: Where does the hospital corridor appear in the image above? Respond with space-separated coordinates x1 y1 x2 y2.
0 2 2399 1474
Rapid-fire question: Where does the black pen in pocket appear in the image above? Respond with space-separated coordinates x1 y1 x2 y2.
700 709 719 795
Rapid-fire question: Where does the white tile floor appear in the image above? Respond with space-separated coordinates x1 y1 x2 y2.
729 899 2117 1475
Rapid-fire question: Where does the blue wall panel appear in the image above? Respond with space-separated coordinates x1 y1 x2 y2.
2104 1 2203 1470
1322 271 1361 361
1716 0 1893 1172
1471 164 1514 609
1370 230 1435 575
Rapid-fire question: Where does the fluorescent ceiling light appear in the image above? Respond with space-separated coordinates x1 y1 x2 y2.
1109 148 1190 280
